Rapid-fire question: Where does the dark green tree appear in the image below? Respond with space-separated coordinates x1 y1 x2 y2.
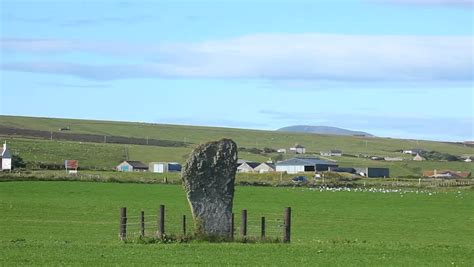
12 154 26 169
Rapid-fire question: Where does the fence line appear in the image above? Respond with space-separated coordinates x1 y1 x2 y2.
118 205 292 242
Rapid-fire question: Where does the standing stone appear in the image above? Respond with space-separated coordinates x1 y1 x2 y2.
181 139 238 238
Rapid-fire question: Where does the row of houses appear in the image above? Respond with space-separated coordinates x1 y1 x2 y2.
238 157 390 177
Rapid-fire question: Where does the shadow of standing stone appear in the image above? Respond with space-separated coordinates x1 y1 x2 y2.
181 139 238 238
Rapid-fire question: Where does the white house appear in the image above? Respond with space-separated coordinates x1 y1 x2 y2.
254 162 276 173
402 149 425 155
277 149 287 154
320 150 343 157
289 144 306 154
413 154 425 161
116 161 148 172
0 142 12 171
464 157 472 163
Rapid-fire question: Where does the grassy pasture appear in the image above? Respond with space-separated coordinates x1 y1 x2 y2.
3 138 472 177
0 115 473 177
2 138 269 169
1 115 473 157
0 181 473 265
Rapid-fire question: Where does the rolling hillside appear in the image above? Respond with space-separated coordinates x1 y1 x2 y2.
278 125 373 137
0 115 472 177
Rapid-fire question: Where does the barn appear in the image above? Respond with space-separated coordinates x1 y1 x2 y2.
254 162 276 173
149 162 182 173
276 158 338 174
237 162 260 173
116 161 148 172
356 167 390 178
0 142 12 171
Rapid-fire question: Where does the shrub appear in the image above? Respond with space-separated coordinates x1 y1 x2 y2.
12 154 26 169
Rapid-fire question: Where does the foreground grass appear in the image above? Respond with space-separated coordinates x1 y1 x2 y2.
1 181 473 265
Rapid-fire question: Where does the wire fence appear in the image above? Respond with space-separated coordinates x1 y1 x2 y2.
118 206 291 242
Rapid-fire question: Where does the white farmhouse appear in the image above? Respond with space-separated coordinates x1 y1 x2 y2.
413 154 425 161
320 150 343 157
289 144 306 154
0 142 12 171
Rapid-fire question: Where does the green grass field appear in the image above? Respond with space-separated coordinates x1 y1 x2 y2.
1 115 473 177
1 181 473 265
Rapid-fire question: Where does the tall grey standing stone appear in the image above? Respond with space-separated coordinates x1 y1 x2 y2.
181 139 238 238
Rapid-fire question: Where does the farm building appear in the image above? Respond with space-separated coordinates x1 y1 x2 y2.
328 167 357 174
277 149 287 154
276 157 338 174
384 157 403 161
0 142 12 171
289 144 306 154
370 156 384 161
422 170 471 178
320 150 343 157
116 161 148 172
413 154 425 161
254 162 276 173
237 162 260 173
402 149 425 155
149 162 182 173
356 167 390 178
463 157 472 163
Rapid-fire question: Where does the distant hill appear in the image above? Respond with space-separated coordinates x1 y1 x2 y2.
277 125 374 137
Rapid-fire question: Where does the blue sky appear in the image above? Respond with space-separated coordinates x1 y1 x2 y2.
0 0 473 141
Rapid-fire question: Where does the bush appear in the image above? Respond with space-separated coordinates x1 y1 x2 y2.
263 147 277 153
420 151 460 161
12 154 26 169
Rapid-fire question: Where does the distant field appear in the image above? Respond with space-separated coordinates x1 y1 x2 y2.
0 182 472 265
0 115 473 177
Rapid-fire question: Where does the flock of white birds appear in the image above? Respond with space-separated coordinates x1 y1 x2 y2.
297 187 466 199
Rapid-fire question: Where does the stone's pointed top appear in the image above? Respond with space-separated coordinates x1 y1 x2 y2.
182 139 238 238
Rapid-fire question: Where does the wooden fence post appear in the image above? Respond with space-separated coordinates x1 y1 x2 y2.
230 213 235 240
158 205 165 238
140 211 145 238
284 207 291 243
241 210 247 239
182 215 186 236
261 216 266 239
119 207 127 240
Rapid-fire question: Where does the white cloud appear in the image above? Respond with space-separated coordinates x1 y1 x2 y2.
1 34 473 82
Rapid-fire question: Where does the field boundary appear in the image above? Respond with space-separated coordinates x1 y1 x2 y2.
0 125 191 148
